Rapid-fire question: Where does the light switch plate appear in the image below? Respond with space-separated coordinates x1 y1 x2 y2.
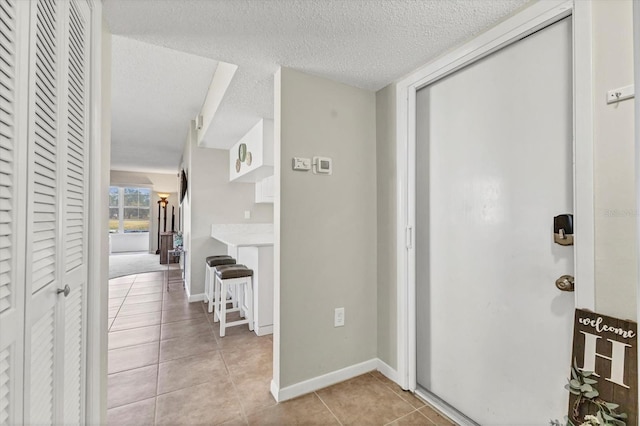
292 157 311 171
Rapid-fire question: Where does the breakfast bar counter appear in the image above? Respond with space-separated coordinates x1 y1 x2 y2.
211 224 274 336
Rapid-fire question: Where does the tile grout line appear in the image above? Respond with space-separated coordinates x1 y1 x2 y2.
213 326 249 425
314 391 344 426
368 371 436 414
382 408 429 426
153 279 166 426
108 271 265 425
107 285 130 333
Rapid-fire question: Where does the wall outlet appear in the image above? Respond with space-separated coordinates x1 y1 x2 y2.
334 307 345 327
244 210 251 219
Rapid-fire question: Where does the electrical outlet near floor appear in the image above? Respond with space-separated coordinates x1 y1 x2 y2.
334 307 345 327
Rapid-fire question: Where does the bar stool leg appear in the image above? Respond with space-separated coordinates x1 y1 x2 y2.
213 274 221 323
246 278 254 331
205 265 210 310
207 265 217 314
219 279 228 337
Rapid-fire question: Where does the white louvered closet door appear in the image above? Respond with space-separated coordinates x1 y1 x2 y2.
23 0 62 423
60 0 90 424
20 0 91 424
0 0 29 424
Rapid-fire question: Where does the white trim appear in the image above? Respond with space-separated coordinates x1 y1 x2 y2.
376 359 399 384
186 290 205 303
572 0 595 310
254 324 273 336
271 359 378 402
395 0 594 395
633 0 640 416
196 62 238 146
270 379 280 402
85 0 106 424
272 67 282 400
414 388 478 426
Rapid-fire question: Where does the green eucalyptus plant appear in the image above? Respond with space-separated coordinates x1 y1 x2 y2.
551 360 627 426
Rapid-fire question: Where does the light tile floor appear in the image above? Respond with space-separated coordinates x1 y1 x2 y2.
107 271 456 425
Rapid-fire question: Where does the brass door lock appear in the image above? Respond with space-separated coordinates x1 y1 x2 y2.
555 275 575 292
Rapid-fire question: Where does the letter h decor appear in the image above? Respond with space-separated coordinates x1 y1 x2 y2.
569 309 638 423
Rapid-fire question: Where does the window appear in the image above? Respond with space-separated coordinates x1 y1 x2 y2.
109 187 119 232
109 186 151 233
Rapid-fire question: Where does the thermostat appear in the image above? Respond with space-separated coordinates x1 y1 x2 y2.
313 156 332 175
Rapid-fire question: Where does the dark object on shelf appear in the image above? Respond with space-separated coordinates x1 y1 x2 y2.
180 169 188 205
156 194 170 254
159 232 178 264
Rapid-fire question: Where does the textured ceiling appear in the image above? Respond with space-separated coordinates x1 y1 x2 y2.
110 35 218 172
105 0 531 164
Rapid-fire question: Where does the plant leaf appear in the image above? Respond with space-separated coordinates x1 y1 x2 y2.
584 390 599 398
582 370 594 377
571 368 578 381
584 378 598 385
580 384 593 392
570 379 581 389
605 402 620 410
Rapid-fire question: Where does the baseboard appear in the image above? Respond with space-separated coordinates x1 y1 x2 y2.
273 358 379 402
376 359 399 385
254 324 273 336
187 292 205 303
270 379 279 402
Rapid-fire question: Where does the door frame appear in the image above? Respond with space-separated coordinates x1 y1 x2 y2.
394 0 595 416
85 0 107 424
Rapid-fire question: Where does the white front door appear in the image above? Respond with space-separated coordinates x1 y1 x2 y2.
415 18 574 423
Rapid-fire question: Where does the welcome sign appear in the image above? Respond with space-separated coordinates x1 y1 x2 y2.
568 309 637 425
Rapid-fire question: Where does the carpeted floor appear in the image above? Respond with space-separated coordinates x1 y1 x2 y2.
109 252 179 279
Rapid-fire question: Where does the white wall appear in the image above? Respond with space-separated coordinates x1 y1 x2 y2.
277 68 377 387
375 84 397 369
229 119 274 182
181 127 193 292
592 0 636 320
182 122 273 298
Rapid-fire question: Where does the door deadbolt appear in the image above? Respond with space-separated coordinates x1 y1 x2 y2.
57 285 71 297
555 275 575 292
554 214 574 246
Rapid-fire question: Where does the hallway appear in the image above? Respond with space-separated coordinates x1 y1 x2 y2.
107 272 455 425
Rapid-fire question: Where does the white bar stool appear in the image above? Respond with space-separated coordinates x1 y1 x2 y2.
204 256 235 313
214 265 254 337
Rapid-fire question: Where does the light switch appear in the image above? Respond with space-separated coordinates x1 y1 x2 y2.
292 157 311 171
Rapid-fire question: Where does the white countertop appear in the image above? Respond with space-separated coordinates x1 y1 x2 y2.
211 223 274 247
